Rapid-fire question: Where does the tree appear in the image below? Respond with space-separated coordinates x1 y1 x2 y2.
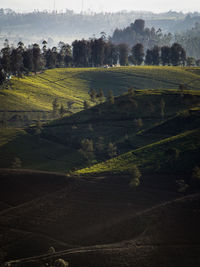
88 123 93 132
11 157 22 169
47 246 56 254
186 57 195 66
104 42 118 65
35 120 43 135
134 118 143 130
96 136 105 154
58 43 72 67
147 101 155 114
151 46 160 65
128 88 135 97
52 98 59 118
66 100 74 113
165 148 180 162
131 19 145 33
145 49 153 65
91 38 105 66
98 88 104 103
118 43 129 66
131 43 144 65
0 68 6 85
54 258 69 267
32 43 41 73
1 42 11 75
89 89 96 102
10 47 23 77
160 98 165 119
83 100 90 110
23 48 33 73
59 104 65 118
107 142 117 158
129 165 141 187
192 166 200 181
107 90 115 105
170 43 186 66
45 48 56 69
161 46 171 65
176 179 189 193
79 139 95 163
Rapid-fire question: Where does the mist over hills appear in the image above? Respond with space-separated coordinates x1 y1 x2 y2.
0 8 200 49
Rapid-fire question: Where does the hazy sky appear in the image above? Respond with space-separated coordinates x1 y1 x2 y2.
1 0 200 13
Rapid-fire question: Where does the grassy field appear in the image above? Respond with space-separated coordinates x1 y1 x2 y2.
1 66 200 112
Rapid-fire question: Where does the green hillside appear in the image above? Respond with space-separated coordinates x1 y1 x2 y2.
0 87 200 173
1 66 200 112
78 127 200 175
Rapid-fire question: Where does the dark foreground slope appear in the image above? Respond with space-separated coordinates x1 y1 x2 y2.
5 192 200 267
0 168 183 264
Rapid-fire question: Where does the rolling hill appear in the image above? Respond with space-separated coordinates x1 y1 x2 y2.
1 169 199 267
1 66 200 112
78 127 200 175
0 87 200 173
0 66 200 266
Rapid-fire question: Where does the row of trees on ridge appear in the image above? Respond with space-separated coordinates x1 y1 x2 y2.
0 36 189 84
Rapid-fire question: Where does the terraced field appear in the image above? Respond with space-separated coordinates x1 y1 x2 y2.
1 66 200 112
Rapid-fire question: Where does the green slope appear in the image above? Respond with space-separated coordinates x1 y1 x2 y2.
0 88 200 173
78 128 200 175
1 66 200 111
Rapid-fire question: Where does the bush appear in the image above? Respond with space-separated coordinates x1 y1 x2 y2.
11 157 22 169
107 142 117 158
192 166 200 181
54 258 69 267
129 165 141 187
176 179 189 193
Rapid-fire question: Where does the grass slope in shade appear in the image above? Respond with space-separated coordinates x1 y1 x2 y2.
78 128 200 175
0 90 199 173
0 128 81 172
1 66 200 111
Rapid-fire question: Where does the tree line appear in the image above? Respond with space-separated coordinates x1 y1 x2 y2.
0 35 189 84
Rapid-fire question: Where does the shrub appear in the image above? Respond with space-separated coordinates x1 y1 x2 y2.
11 157 22 169
129 165 141 187
176 179 189 193
54 258 69 267
107 90 115 105
192 166 200 181
107 142 117 158
83 100 90 110
79 139 95 163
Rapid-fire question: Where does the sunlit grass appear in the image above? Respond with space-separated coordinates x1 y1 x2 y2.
1 66 200 111
78 128 200 175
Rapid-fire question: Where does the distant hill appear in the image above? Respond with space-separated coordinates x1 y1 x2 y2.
0 9 200 48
